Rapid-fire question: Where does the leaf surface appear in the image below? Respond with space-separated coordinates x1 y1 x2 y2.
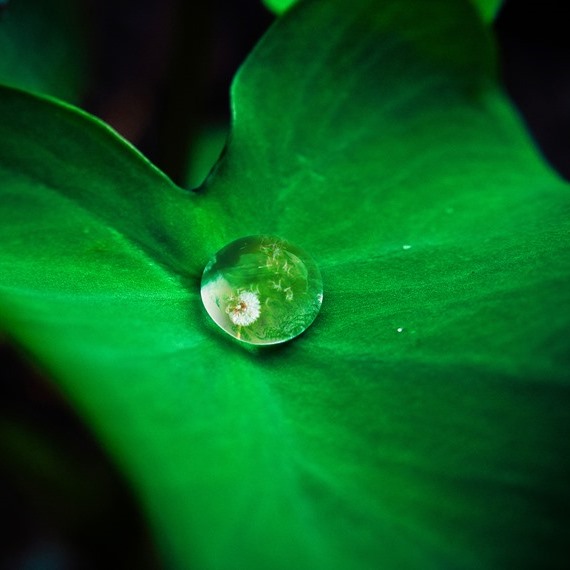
1 0 569 569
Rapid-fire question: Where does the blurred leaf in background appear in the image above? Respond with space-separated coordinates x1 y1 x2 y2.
0 0 88 101
262 0 502 21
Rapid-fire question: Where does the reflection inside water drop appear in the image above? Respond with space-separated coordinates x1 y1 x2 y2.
200 235 323 345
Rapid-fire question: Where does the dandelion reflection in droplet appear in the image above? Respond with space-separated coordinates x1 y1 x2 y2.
200 235 323 345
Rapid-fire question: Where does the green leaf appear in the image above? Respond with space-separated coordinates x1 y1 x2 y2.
263 0 504 22
474 0 504 22
0 0 87 100
262 0 294 15
1 1 569 569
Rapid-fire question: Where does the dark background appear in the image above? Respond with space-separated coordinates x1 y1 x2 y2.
1 1 569 568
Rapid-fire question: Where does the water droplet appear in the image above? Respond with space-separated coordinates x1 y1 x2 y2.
201 235 323 345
